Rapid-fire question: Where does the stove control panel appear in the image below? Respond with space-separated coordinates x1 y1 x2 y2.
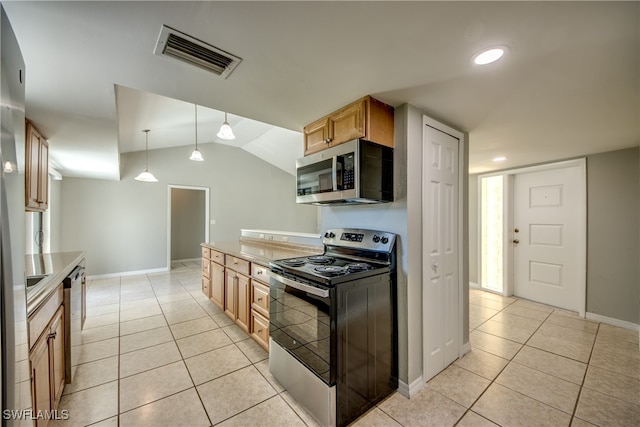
323 228 396 252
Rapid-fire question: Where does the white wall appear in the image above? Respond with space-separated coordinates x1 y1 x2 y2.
57 142 318 276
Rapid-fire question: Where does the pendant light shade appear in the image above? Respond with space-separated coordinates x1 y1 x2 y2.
190 104 204 161
216 112 235 140
135 129 158 182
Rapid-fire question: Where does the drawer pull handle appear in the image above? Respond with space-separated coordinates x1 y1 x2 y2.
257 270 263 275
48 331 57 339
257 329 263 333
257 297 263 301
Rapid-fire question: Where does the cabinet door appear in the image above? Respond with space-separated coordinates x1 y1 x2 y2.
251 281 269 318
38 139 49 210
25 124 42 210
30 334 52 427
49 306 65 409
201 257 211 278
224 269 237 320
236 274 250 333
251 311 269 351
329 99 365 146
210 262 225 310
304 117 330 155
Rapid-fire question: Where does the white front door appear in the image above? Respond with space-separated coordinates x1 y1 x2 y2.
422 123 459 382
513 161 586 314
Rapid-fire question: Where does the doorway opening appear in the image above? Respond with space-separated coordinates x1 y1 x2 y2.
480 174 506 294
478 159 586 315
167 185 209 269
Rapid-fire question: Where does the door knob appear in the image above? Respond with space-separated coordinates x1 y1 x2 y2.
514 228 520 233
513 239 520 244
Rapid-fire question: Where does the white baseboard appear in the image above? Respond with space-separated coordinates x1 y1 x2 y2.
171 258 200 264
87 266 169 280
397 375 424 398
586 312 640 332
460 341 471 356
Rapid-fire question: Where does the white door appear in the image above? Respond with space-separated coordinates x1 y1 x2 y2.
422 124 459 381
513 161 586 314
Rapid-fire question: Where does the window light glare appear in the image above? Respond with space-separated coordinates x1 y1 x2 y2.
493 156 507 162
474 47 505 65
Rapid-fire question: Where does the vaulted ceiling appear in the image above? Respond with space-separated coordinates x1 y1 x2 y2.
3 1 638 180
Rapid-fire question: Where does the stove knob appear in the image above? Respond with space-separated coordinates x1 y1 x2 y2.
325 232 335 238
324 232 330 238
381 236 389 244
373 235 380 243
329 232 335 238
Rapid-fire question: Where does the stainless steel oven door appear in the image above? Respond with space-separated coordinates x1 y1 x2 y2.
269 272 335 385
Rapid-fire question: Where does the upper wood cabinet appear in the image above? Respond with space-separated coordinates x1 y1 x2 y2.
303 96 394 155
25 120 49 212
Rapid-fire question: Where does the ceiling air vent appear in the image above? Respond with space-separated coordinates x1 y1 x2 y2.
153 25 242 79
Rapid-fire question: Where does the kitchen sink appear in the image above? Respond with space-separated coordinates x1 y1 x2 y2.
26 276 46 287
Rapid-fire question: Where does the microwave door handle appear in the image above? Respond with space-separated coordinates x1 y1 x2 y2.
272 272 329 298
332 156 338 191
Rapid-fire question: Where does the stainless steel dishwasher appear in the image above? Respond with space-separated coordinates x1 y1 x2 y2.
63 260 85 383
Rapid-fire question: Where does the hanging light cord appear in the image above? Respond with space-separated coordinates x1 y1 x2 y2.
143 129 150 170
194 105 198 150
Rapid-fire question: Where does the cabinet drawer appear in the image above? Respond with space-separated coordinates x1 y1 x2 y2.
251 311 269 351
251 263 271 283
225 256 249 275
201 258 211 278
29 283 63 349
251 281 269 318
210 250 225 265
201 246 211 259
202 277 211 298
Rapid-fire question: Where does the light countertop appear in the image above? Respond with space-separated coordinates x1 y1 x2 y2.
26 251 85 315
202 238 322 266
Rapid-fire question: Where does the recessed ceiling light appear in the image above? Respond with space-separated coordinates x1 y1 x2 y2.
473 47 507 65
493 156 507 162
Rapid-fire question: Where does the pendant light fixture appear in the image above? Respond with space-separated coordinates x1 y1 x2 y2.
189 104 204 161
134 129 158 182
216 111 235 140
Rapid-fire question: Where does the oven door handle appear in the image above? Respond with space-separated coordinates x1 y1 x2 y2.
271 272 329 298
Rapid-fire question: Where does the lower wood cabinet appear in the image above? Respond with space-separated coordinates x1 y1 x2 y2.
201 244 287 352
224 268 250 333
30 302 65 427
210 261 225 310
251 311 269 351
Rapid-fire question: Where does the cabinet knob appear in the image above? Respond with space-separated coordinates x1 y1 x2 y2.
325 138 332 143
48 331 57 340
257 297 263 301
513 239 520 244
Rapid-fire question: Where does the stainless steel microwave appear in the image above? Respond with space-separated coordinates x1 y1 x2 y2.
296 139 393 205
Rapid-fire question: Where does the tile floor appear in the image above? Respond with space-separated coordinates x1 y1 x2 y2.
55 262 640 426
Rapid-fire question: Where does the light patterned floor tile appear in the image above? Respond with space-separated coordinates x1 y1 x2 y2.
574 387 640 426
176 328 233 358
378 388 466 426
512 345 587 384
119 388 210 427
351 407 402 427
583 365 640 406
197 366 277 424
427 364 491 408
119 341 182 378
119 361 193 412
469 330 522 360
169 316 219 339
495 362 581 413
217 395 305 426
185 344 251 385
472 383 571 426
454 348 509 381
53 381 118 427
